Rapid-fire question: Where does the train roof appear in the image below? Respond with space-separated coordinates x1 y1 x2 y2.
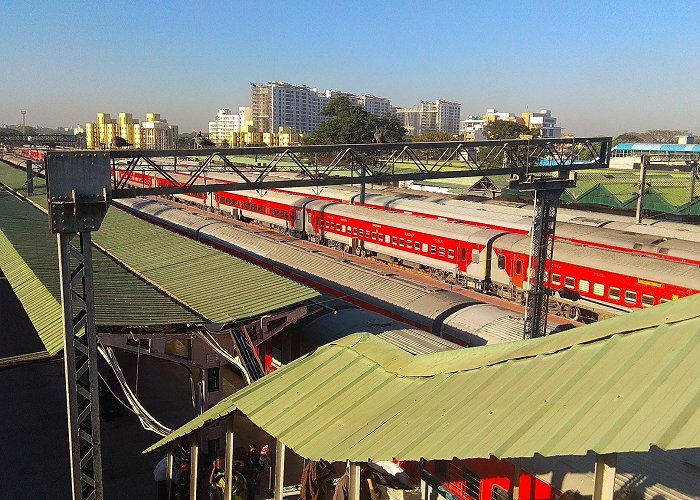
493 233 700 289
222 188 315 207
307 199 505 243
441 304 527 346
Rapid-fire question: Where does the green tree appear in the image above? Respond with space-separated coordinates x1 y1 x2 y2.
612 132 644 146
483 120 534 140
306 97 406 144
411 131 455 142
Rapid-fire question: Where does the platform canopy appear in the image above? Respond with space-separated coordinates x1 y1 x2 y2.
146 293 700 461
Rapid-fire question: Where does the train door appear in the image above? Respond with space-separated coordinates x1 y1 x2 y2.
512 254 527 289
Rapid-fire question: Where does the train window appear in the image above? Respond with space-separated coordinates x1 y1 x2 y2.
498 255 505 269
515 260 522 274
385 235 390 244
624 290 637 304
407 239 412 248
448 249 454 259
438 247 445 257
343 225 347 233
273 209 280 216
398 238 404 247
282 211 288 219
251 204 257 210
593 283 604 296
430 246 436 255
415 241 420 250
372 232 377 240
244 202 250 209
565 277 575 289
551 274 561 286
462 249 467 261
492 485 509 500
233 200 239 207
422 243 428 252
609 287 621 300
472 249 480 264
259 206 265 213
354 228 358 235
578 280 590 293
642 294 654 307
660 298 670 304
392 237 397 245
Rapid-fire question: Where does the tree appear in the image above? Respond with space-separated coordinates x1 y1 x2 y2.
177 132 197 149
306 97 406 145
638 129 693 143
411 131 455 142
612 132 644 146
483 120 535 140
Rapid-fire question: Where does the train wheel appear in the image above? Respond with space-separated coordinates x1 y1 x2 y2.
354 247 362 256
361 249 367 257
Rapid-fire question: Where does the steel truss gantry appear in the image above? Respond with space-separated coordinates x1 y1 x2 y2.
44 137 610 498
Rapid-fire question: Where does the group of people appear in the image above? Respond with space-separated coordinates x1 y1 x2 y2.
154 440 270 500
299 461 383 500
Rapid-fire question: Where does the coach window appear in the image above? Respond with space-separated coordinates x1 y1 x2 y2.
448 249 454 259
273 209 280 216
244 202 250 209
392 236 397 245
660 298 671 304
422 243 428 253
552 274 561 286
251 203 257 211
430 246 436 255
407 239 412 248
593 283 604 296
399 238 405 247
282 211 288 219
609 287 621 300
497 255 506 269
625 290 637 304
642 294 654 307
578 280 590 293
372 232 377 240
515 260 522 274
415 241 421 250
439 247 445 257
354 228 358 235
471 249 480 264
565 276 575 289
492 485 509 500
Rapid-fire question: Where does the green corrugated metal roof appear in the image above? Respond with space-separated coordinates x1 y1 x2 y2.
0 190 200 333
0 160 318 327
146 293 700 460
93 207 319 323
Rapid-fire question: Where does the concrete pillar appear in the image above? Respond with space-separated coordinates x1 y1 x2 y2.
592 453 617 500
224 416 235 499
189 437 199 500
274 439 286 500
349 462 361 500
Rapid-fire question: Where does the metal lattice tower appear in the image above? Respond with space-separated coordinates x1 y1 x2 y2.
47 153 111 500
510 175 575 339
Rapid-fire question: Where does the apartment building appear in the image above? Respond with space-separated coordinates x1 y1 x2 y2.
395 100 461 136
85 112 178 149
325 90 392 117
459 116 487 141
521 109 562 138
251 82 330 134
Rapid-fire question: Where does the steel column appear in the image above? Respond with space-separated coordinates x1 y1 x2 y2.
592 453 617 500
636 155 648 224
349 462 361 500
189 437 199 499
58 231 103 500
224 416 235 499
274 439 286 500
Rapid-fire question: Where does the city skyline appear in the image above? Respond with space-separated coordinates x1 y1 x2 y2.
1 0 697 137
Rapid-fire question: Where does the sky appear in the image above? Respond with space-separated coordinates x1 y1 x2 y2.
0 0 698 137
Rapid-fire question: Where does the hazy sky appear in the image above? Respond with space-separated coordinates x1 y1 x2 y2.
1 1 698 137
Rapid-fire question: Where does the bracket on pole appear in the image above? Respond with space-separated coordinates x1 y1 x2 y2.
509 173 576 339
46 152 112 500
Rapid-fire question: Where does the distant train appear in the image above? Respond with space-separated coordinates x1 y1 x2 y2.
116 169 700 322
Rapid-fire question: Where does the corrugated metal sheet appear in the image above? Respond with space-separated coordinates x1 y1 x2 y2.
145 293 700 460
0 190 200 333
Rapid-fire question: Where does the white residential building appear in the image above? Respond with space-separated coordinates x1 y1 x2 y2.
522 109 562 138
459 116 486 141
208 108 241 144
325 90 392 117
251 82 330 134
395 100 461 136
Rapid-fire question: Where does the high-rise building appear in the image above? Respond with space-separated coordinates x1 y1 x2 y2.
251 82 330 134
85 112 177 149
325 90 392 117
394 100 461 136
209 108 241 144
521 109 562 138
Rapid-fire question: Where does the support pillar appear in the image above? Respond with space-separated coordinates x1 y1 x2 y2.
592 453 617 500
274 439 286 500
224 416 235 500
511 459 521 500
189 437 199 500
26 159 33 195
166 446 174 500
636 155 648 224
59 232 103 500
349 462 361 500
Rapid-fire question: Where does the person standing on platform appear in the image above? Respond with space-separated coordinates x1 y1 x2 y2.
333 463 382 500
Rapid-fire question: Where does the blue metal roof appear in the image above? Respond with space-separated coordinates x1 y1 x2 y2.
613 143 700 153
